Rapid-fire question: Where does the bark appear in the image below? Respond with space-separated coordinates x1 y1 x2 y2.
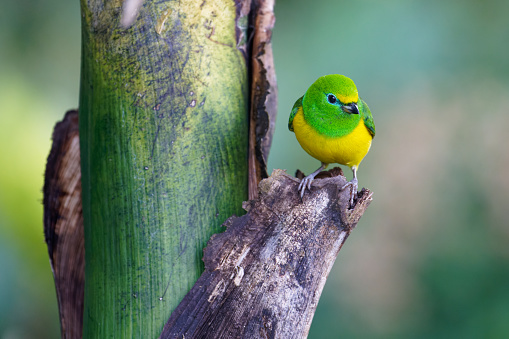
43 110 84 338
248 0 277 200
160 168 373 338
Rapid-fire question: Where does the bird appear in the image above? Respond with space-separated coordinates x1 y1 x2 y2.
288 74 375 206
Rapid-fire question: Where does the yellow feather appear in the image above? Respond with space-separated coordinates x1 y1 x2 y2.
292 108 372 168
336 92 358 105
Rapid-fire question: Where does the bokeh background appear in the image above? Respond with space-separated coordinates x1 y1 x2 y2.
1 0 508 338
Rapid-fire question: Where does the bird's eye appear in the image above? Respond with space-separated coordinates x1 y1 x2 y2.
327 94 337 104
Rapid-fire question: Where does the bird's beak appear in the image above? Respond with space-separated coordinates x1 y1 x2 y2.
342 103 359 115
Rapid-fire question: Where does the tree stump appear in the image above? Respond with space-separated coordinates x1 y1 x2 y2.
161 168 372 338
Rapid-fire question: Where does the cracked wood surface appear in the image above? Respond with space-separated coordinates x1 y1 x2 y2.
160 169 372 339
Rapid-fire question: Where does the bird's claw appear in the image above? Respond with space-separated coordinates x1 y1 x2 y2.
298 174 317 198
341 177 358 207
298 163 327 199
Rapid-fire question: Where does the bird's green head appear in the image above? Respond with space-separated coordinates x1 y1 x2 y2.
302 74 362 137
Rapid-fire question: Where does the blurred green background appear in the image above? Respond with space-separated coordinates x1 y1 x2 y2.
1 0 508 338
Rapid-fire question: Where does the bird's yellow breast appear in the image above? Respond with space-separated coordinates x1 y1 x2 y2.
292 108 372 168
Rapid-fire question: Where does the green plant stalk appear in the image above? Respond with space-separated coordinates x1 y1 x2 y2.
79 0 248 337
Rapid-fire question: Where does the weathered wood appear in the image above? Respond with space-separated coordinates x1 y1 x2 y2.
248 0 277 200
43 110 84 339
160 168 373 338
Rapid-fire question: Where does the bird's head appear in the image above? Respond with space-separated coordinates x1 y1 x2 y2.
302 74 362 137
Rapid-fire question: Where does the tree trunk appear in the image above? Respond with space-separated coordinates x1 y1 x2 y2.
79 0 257 337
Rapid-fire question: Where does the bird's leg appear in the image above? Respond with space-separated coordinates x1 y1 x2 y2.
341 166 358 206
298 162 327 198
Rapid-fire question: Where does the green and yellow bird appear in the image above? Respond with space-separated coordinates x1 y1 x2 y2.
288 74 375 205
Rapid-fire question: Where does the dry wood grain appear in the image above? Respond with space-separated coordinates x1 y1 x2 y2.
160 168 373 339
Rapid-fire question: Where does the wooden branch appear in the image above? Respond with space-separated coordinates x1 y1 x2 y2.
43 110 84 338
160 169 373 338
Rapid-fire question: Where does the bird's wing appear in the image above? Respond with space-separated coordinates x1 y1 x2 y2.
288 96 303 132
360 98 376 138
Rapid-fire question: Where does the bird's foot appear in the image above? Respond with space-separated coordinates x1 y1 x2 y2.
341 177 358 207
298 163 327 198
298 172 319 198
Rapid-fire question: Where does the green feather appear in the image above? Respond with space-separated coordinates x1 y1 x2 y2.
359 98 376 138
288 96 303 132
302 75 360 138
288 75 376 139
